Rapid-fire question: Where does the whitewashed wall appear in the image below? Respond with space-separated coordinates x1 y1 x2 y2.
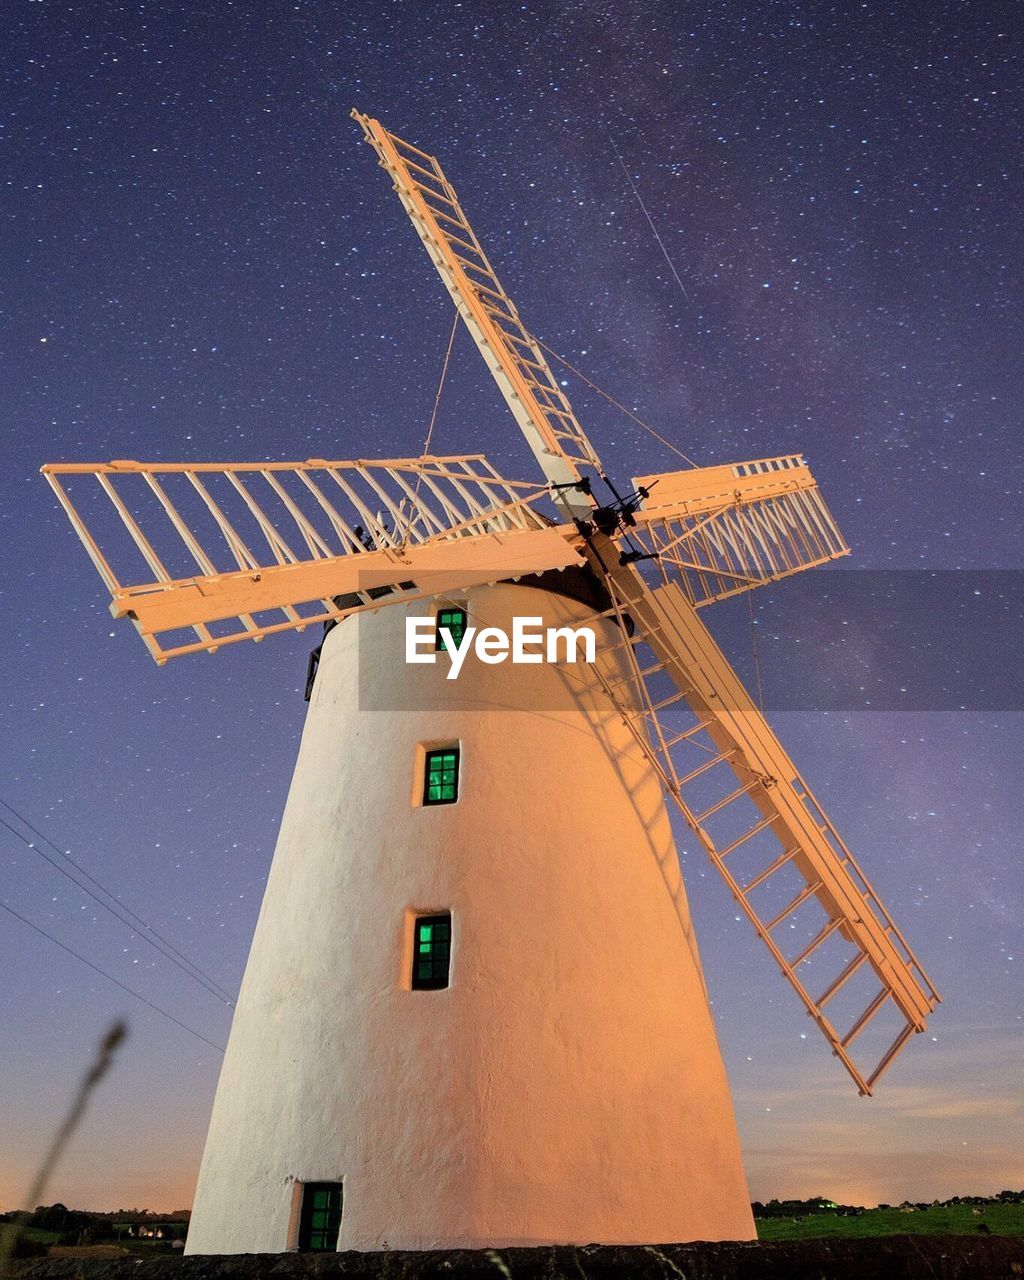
185 583 754 1252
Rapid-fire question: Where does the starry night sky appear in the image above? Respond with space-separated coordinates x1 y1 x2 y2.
2 1 1021 1213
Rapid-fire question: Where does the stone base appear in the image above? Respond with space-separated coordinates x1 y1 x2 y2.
12 1236 1024 1280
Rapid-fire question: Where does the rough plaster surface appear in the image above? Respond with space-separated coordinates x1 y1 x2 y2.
185 585 754 1253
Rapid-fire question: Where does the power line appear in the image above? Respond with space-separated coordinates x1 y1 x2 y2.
533 336 698 468
0 797 236 1007
0 804 235 1006
0 899 225 1054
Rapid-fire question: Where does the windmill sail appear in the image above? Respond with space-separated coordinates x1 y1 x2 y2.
580 535 939 1094
630 454 850 606
353 111 600 515
44 455 580 662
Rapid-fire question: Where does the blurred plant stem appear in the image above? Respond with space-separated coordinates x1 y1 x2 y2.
0 1022 127 1278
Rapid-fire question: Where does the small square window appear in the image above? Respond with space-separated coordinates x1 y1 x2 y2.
435 607 467 653
297 1182 342 1252
423 747 459 805
412 913 451 990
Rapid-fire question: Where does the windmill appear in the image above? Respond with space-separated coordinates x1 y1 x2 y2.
43 112 939 1253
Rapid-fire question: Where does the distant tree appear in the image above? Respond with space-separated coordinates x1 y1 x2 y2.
30 1204 68 1231
29 1203 95 1235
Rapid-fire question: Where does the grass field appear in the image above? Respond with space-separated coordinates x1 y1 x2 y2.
756 1202 1024 1240
16 1228 60 1246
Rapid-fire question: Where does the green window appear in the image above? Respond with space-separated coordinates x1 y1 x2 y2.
435 606 467 652
412 913 452 990
423 747 459 806
297 1182 342 1252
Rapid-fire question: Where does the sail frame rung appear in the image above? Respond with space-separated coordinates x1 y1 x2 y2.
841 987 891 1049
740 846 800 894
695 779 762 824
719 813 779 860
866 1022 917 1090
677 749 739 788
765 880 824 933
816 950 870 1009
791 915 845 968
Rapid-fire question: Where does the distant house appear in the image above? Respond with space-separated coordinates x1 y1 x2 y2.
112 1219 188 1242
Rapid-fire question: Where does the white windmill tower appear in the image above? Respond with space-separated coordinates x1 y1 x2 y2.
43 112 939 1253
